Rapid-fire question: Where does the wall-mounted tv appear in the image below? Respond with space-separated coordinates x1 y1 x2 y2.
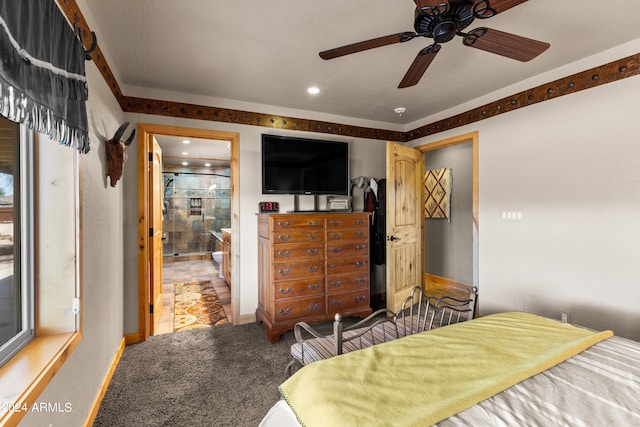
261 134 349 195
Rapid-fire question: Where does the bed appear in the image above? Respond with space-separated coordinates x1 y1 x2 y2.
260 311 640 427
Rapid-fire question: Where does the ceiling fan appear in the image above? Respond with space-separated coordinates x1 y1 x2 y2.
319 0 550 88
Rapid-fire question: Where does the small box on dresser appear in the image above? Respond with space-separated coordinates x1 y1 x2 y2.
256 212 372 343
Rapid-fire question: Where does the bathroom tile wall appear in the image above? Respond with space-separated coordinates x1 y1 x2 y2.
162 165 231 257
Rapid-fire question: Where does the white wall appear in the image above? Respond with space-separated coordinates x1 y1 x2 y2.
409 40 640 340
121 109 387 332
20 55 127 425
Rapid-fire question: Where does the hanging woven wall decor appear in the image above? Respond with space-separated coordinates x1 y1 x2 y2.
424 168 451 219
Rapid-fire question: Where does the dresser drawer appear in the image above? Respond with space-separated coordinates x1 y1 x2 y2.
326 215 369 229
272 242 324 261
273 278 323 300
272 229 324 244
326 273 369 293
273 260 324 280
274 296 325 322
327 256 369 276
326 290 370 316
326 228 368 241
327 241 369 258
272 216 323 230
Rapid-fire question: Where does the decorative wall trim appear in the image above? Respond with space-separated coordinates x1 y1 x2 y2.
61 1 640 143
406 53 640 141
121 96 406 142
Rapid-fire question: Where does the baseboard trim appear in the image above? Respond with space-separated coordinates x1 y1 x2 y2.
83 337 126 427
236 312 256 325
124 332 140 345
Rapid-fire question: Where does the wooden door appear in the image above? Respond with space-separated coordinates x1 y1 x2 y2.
385 142 423 312
149 137 163 335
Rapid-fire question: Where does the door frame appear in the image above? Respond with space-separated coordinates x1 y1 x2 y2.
415 131 479 300
137 123 240 341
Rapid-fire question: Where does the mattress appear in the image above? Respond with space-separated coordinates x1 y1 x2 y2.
260 334 640 427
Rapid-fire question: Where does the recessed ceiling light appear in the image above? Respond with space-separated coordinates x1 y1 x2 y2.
182 139 191 144
182 161 188 166
307 86 320 95
204 163 211 167
182 151 189 155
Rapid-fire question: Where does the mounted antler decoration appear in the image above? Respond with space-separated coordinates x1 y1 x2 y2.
106 122 136 187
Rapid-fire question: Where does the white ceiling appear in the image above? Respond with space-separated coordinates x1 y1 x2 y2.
154 135 230 167
83 0 640 127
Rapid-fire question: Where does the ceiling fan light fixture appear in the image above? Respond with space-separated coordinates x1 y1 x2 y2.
433 20 457 43
394 107 407 116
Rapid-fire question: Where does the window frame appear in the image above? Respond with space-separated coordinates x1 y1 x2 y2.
0 129 82 426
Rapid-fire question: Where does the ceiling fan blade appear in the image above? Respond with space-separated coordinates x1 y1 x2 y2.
414 0 450 14
398 44 441 88
472 0 528 19
319 32 417 60
463 27 549 61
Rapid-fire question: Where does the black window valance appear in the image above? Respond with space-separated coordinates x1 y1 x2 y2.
0 0 90 153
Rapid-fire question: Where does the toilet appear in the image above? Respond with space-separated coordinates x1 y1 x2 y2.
211 251 224 279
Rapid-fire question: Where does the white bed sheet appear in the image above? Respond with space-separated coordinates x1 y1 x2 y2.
261 335 640 427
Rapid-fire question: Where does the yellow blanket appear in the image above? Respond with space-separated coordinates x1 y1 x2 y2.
279 312 613 427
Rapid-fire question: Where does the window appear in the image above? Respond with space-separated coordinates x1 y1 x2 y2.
0 117 34 367
0 123 81 426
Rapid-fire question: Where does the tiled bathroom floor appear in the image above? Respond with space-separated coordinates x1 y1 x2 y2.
154 257 232 335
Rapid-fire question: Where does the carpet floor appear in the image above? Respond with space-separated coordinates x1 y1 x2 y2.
93 320 340 426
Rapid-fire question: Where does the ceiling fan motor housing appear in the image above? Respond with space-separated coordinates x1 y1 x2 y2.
414 0 475 43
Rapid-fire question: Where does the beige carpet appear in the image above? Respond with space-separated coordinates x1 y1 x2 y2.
173 280 228 332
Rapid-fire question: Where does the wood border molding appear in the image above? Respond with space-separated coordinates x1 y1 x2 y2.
406 53 640 141
120 96 406 142
60 1 640 142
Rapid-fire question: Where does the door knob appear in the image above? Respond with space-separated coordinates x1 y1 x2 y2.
388 235 401 241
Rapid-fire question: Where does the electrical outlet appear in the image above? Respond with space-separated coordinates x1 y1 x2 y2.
561 312 570 323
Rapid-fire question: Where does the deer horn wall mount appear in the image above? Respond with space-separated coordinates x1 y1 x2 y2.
106 122 136 187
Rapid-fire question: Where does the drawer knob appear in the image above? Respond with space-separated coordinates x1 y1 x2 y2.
279 308 292 316
278 250 291 257
356 296 366 303
355 245 365 251
278 221 291 228
278 268 291 276
331 232 342 239
307 220 319 226
307 266 319 273
330 280 342 287
308 303 320 311
356 277 366 284
279 287 292 294
356 231 365 237
330 220 342 226
278 234 291 242
331 300 342 307
355 261 368 267
308 283 320 291
307 248 319 255
330 247 342 253
307 233 319 240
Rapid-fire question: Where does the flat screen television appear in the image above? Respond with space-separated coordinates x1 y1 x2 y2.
261 134 349 195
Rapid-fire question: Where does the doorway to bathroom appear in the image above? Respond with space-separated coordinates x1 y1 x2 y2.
136 124 239 340
155 136 233 335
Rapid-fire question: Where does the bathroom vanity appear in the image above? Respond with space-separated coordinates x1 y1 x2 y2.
221 228 232 288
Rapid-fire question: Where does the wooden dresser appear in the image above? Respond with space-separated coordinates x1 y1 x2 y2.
257 212 372 342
